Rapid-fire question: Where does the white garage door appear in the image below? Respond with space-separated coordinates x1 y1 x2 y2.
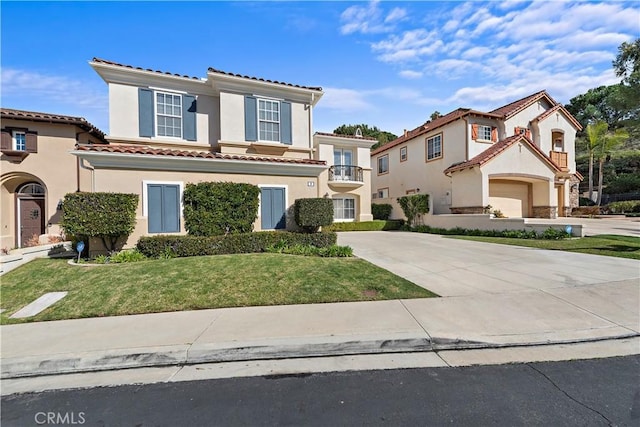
489 181 529 218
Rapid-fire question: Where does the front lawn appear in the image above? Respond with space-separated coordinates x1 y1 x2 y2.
449 234 640 260
0 254 436 324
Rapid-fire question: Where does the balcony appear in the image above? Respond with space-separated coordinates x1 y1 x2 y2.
328 165 364 188
550 151 569 171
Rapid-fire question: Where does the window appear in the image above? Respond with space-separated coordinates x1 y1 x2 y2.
377 188 389 199
156 92 182 138
377 154 389 174
333 198 355 221
478 125 492 141
406 189 416 195
400 146 407 162
258 99 280 142
426 134 442 161
144 182 182 233
13 131 26 151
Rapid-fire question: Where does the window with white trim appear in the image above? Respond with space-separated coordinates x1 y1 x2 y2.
478 125 492 141
377 188 389 199
12 131 26 151
377 154 389 174
333 197 355 221
156 92 182 138
400 146 407 162
258 99 280 141
426 134 442 161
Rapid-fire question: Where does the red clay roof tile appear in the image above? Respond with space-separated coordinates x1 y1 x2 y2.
74 144 326 166
314 132 378 141
207 67 322 91
531 104 583 131
489 90 557 118
1 108 106 140
92 58 202 80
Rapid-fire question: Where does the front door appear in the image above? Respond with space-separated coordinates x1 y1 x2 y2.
557 186 565 217
19 198 45 247
261 187 286 230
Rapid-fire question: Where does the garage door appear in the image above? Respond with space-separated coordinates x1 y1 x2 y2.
489 181 529 218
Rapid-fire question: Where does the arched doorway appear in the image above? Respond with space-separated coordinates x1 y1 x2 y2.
16 182 45 247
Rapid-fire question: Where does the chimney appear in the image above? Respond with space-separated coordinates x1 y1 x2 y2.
403 129 408 137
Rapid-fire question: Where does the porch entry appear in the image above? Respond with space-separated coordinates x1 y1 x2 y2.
261 187 286 230
17 182 46 247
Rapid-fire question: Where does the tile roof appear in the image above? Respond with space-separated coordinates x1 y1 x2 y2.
1 108 106 139
207 67 322 91
314 132 378 141
74 144 327 165
531 104 583 130
489 90 558 119
92 58 202 80
443 134 561 175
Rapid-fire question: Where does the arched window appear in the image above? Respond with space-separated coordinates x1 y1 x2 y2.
17 182 45 196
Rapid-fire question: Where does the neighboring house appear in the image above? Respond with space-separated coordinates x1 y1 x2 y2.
73 58 373 247
371 91 582 219
1 109 107 249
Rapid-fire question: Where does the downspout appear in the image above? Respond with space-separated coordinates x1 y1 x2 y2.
78 157 95 192
308 93 314 160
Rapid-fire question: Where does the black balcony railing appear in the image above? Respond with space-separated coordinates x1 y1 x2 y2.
329 165 363 182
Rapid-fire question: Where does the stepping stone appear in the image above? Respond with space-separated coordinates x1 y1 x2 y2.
10 292 68 319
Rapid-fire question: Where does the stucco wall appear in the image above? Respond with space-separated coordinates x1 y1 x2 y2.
503 98 555 144
535 113 577 172
90 168 319 248
1 120 97 249
422 214 584 237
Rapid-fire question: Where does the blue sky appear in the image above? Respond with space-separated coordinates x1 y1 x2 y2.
2 1 638 137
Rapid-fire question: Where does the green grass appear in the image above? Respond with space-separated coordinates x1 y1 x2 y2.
0 254 436 324
449 234 640 260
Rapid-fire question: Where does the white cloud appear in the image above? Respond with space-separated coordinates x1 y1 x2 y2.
385 7 407 24
319 87 374 112
399 70 423 79
340 0 406 35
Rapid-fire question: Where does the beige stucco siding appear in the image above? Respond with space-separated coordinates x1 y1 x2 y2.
450 168 484 208
1 120 97 248
535 114 577 172
502 99 555 141
90 168 319 248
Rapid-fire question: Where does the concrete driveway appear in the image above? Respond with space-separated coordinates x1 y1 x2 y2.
338 231 640 344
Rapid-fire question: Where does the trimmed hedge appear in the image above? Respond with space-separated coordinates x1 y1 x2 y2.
409 225 570 240
572 206 601 216
183 182 260 236
607 200 640 214
325 220 404 232
61 192 138 253
371 203 393 220
137 231 337 258
294 198 333 233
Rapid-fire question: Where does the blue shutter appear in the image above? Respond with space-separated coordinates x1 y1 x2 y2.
261 187 286 229
273 188 286 229
281 101 292 145
183 95 197 141
148 185 163 233
261 188 272 230
162 185 180 232
139 88 154 137
245 96 257 142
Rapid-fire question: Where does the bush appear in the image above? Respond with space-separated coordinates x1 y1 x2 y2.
110 249 147 263
572 206 601 216
324 220 404 232
607 200 640 214
579 197 596 206
397 194 429 227
371 203 393 220
183 182 260 236
408 225 569 240
294 198 333 233
539 228 571 240
61 192 138 253
603 173 640 194
265 243 353 257
137 231 337 258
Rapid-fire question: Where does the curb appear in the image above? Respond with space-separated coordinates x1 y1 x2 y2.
2 333 638 379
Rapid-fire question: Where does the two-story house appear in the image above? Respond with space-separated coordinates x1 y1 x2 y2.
371 91 582 219
1 109 106 249
72 58 373 246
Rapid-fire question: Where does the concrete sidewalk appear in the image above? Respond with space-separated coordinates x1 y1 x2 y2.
1 232 639 380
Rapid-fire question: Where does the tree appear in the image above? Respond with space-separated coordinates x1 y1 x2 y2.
595 128 629 205
397 194 429 227
333 124 398 151
565 85 624 131
586 121 607 201
430 111 442 121
613 38 640 82
612 38 640 139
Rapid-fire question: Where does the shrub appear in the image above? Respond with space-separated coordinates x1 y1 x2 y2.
603 174 640 194
408 225 569 240
397 194 429 227
572 206 601 216
61 192 138 253
540 228 571 240
265 242 353 257
294 198 333 233
371 203 393 220
579 197 596 206
324 220 404 232
607 200 640 214
137 231 337 258
183 182 260 236
110 249 147 263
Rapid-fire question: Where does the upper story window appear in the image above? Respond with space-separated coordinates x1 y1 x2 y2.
552 131 564 152
400 146 407 162
472 124 497 142
258 99 280 142
478 125 492 141
13 131 26 151
156 92 182 138
426 134 442 161
377 154 389 174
